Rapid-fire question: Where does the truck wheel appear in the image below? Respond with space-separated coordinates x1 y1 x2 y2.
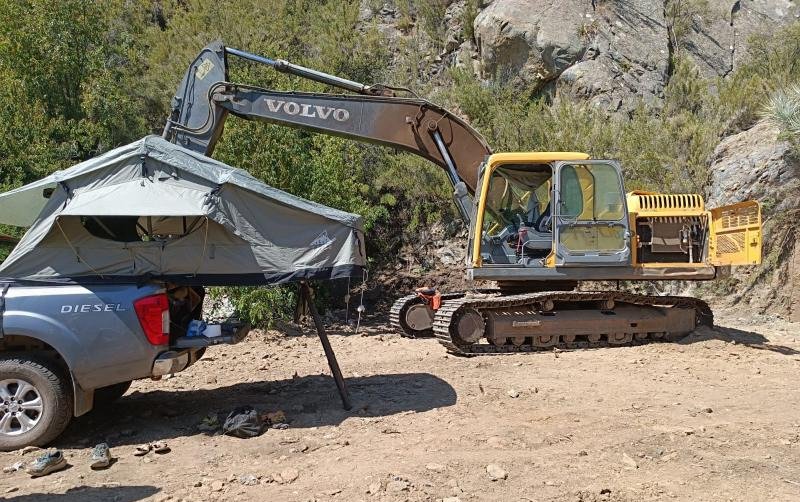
93 380 132 406
0 356 73 452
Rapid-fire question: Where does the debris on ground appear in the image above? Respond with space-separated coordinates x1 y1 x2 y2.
263 410 287 425
134 442 170 456
197 413 221 433
222 406 264 438
3 461 24 473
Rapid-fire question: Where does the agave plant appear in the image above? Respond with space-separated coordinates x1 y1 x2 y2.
763 85 800 137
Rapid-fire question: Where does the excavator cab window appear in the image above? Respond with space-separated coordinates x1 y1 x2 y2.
479 164 554 267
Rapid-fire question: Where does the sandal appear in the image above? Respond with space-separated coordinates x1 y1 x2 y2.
133 444 151 457
152 441 170 454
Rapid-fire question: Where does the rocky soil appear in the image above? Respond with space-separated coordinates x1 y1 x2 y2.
2 305 799 502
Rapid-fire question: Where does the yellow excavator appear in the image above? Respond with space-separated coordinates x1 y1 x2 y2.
163 41 762 355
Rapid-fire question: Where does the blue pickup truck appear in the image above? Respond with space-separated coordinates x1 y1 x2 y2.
0 282 247 451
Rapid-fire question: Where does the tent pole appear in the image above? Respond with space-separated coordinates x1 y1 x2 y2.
300 281 352 411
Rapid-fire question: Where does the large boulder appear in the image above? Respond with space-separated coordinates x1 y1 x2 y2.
474 0 670 113
707 121 800 320
470 0 799 112
473 0 589 86
682 0 799 78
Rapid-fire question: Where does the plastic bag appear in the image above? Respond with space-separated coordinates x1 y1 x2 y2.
222 406 264 438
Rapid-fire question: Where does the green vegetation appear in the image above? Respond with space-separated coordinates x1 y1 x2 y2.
0 1 798 326
763 86 800 153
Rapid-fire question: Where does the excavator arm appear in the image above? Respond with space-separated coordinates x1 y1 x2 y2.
162 41 492 223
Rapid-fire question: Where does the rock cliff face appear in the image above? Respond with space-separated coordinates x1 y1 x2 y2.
475 0 670 112
707 121 800 320
363 1 798 111
466 0 799 112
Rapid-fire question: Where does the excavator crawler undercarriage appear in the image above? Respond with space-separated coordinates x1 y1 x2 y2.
390 290 712 356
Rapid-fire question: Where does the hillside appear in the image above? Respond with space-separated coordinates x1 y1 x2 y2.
0 0 798 321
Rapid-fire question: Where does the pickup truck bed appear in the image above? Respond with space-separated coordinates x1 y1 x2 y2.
0 280 249 450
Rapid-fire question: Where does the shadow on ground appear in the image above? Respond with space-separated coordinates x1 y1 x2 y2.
56 372 456 450
680 325 799 355
4 486 159 502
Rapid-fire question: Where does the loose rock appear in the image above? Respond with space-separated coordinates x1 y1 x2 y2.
506 389 520 398
486 464 508 481
386 479 410 492
210 480 225 492
425 462 446 472
622 453 639 469
238 474 259 486
280 468 299 484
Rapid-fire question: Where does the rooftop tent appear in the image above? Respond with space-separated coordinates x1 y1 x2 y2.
0 135 366 285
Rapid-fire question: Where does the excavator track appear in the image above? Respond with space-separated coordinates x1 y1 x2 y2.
431 291 713 355
389 292 465 338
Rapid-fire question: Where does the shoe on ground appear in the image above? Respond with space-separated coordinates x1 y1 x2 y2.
27 450 67 478
90 443 111 470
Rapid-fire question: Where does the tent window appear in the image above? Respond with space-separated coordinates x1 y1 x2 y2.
81 216 141 242
81 216 204 243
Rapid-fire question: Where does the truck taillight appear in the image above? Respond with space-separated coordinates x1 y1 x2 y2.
134 293 170 346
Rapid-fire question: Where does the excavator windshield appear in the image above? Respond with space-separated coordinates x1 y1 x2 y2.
479 164 554 266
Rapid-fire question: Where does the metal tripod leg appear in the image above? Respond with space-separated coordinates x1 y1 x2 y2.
300 282 352 410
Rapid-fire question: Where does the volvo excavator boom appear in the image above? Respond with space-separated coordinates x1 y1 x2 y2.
162 41 491 223
164 41 762 357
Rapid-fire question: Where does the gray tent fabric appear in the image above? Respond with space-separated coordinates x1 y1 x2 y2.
0 135 366 285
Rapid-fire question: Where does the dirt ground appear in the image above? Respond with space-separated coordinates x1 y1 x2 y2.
1 305 800 502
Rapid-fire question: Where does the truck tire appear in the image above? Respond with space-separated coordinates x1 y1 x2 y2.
0 355 73 452
93 380 132 406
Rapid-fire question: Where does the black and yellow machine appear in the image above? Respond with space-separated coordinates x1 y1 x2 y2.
164 41 762 355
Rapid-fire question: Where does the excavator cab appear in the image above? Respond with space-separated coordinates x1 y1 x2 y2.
473 153 632 274
471 152 761 284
